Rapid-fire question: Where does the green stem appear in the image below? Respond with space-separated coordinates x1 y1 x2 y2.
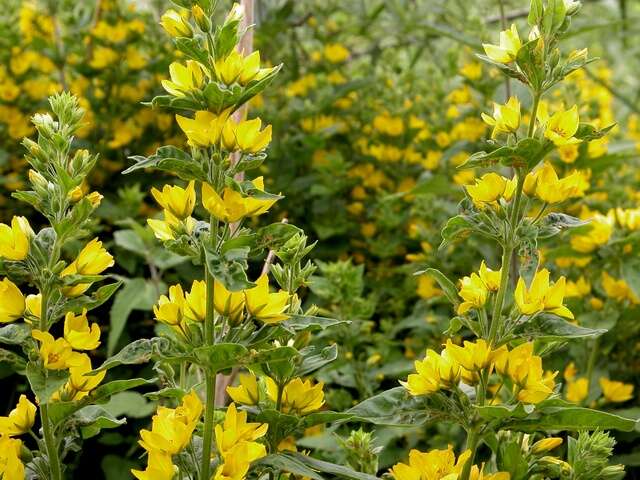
200 373 217 480
488 243 513 345
528 91 541 138
586 337 600 392
460 429 480 480
39 290 63 480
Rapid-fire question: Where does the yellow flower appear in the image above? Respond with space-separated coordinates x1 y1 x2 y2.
514 269 573 319
457 273 488 314
0 434 24 480
494 343 554 404
31 330 73 370
63 309 101 350
543 105 580 146
89 46 118 69
416 275 443 299
482 24 521 63
160 9 191 38
481 97 521 138
151 181 196 220
323 43 349 63
0 278 25 323
244 275 289 324
227 373 260 405
161 60 206 97
60 238 114 297
214 50 275 85
215 402 268 457
64 352 106 399
391 446 471 480
222 117 272 153
531 437 563 454
148 210 197 242
0 216 32 261
460 62 482 80
570 214 613 253
184 280 206 322
0 395 36 436
139 390 202 455
601 272 639 304
564 277 591 298
445 339 495 372
529 163 583 204
266 377 324 415
131 451 176 480
402 349 461 396
214 279 245 324
465 173 508 205
153 284 186 327
566 377 589 403
478 261 502 292
214 440 267 480
175 109 231 147
599 378 634 403
202 177 277 223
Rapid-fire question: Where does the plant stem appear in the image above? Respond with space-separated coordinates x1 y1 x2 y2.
200 372 217 480
488 243 513 345
39 290 63 480
586 337 600 392
460 428 480 480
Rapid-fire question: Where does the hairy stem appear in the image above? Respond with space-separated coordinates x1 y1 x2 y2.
460 429 480 480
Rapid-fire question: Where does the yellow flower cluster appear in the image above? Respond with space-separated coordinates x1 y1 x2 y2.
132 391 203 480
0 394 37 477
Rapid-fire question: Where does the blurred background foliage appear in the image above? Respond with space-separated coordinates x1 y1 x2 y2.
2 0 640 477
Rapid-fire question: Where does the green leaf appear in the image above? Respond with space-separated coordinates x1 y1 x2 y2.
251 346 300 381
537 213 589 238
506 405 637 432
124 146 206 182
59 281 123 317
72 405 126 439
514 313 606 342
575 123 615 141
476 403 534 421
301 411 353 429
92 338 178 374
256 454 324 480
175 36 209 65
415 268 458 307
516 38 545 90
286 453 379 480
193 343 248 373
204 244 254 291
284 314 346 332
0 323 30 345
297 345 338 376
103 391 157 419
347 387 432 426
461 138 553 170
0 348 26 374
26 362 69 404
255 223 303 252
439 215 474 248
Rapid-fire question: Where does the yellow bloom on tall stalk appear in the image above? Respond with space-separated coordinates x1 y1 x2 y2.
514 269 573 319
390 446 471 480
213 279 245 324
0 216 32 260
214 403 268 457
402 349 461 396
214 440 267 480
31 330 72 370
202 177 277 223
482 24 521 63
527 162 583 204
244 275 289 324
599 378 634 403
570 214 613 253
151 181 196 220
221 117 272 153
159 9 191 38
184 280 206 322
465 173 508 206
542 105 580 146
0 434 24 479
61 238 114 297
0 395 36 436
478 261 501 291
457 273 488 314
0 278 25 323
494 343 555 404
139 391 202 455
148 210 197 242
161 60 206 97
481 97 521 138
227 373 260 405
176 109 231 147
63 352 106 400
153 284 186 327
266 377 325 415
601 272 640 304
566 377 589 403
214 50 275 85
63 309 101 350
131 451 176 480
445 339 495 372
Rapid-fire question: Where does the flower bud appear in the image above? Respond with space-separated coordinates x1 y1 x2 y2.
531 437 563 454
28 169 48 190
192 5 211 32
160 9 192 38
